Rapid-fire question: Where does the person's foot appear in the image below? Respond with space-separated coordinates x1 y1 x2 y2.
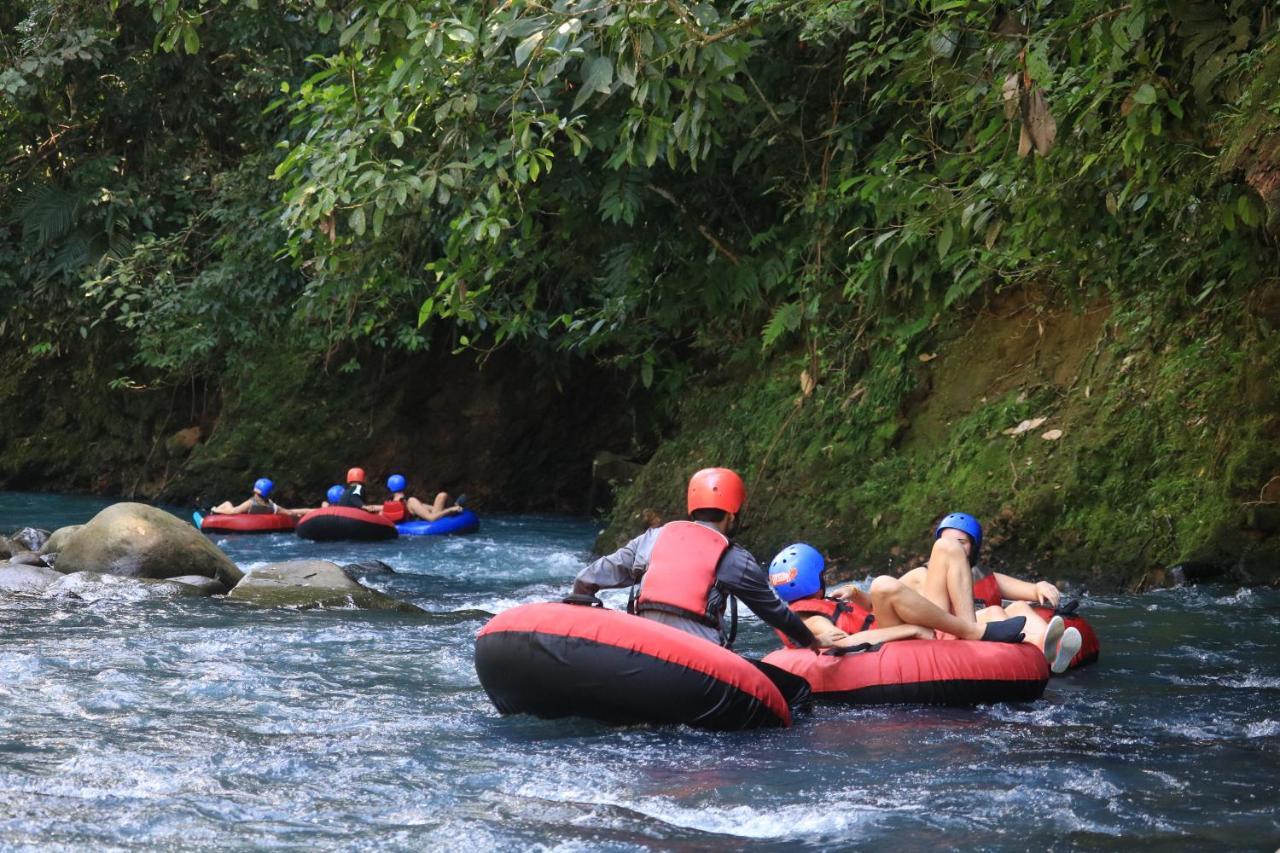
1042 615 1065 664
453 493 468 508
1051 627 1082 674
980 616 1026 643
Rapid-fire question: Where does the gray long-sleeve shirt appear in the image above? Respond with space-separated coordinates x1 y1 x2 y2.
573 522 816 648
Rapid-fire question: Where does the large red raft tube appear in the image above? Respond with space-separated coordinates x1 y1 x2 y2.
763 639 1049 706
295 506 398 542
474 602 796 731
197 512 296 534
1033 604 1100 672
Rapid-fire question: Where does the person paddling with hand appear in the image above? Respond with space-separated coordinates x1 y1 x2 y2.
571 467 842 651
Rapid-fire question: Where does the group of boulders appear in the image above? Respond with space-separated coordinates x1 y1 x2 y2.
0 502 421 612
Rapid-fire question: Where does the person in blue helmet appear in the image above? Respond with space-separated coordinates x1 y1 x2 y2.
321 484 345 507
768 543 1029 649
839 512 1081 673
210 478 307 517
365 474 464 523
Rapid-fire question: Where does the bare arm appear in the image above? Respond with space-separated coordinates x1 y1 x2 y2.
994 573 1059 606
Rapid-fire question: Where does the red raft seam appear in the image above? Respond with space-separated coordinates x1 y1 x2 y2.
478 603 790 724
297 506 396 528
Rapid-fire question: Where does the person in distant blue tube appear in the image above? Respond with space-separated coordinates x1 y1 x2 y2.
365 474 464 523
210 478 306 517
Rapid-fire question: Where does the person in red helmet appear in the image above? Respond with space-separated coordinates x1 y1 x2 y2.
571 467 836 650
334 467 369 508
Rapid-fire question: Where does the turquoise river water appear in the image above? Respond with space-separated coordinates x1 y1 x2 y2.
0 492 1277 850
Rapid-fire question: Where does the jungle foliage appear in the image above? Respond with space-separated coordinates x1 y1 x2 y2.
2 0 1277 396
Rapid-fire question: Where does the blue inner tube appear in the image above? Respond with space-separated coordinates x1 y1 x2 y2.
396 509 480 536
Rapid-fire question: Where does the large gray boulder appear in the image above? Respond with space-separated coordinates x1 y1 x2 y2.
0 563 62 595
55 503 242 587
228 560 422 612
40 524 84 555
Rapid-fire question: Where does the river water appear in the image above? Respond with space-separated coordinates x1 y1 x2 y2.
0 492 1276 850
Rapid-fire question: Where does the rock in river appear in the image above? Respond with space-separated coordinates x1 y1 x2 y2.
54 503 242 587
0 563 62 595
228 560 421 612
47 571 206 602
10 527 50 552
40 524 84 556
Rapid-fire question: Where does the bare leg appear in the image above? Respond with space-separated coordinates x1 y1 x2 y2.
407 494 460 522
919 538 977 622
1001 601 1054 650
869 576 987 641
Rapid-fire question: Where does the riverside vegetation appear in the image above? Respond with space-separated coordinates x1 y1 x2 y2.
1 1 1277 586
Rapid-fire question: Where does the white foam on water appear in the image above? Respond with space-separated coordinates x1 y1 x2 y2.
1244 719 1280 738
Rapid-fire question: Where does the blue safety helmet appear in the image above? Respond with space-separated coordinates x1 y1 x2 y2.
326 484 345 504
387 474 407 493
768 543 825 603
936 511 982 557
254 477 274 497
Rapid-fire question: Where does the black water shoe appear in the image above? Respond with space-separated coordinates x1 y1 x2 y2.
981 616 1026 643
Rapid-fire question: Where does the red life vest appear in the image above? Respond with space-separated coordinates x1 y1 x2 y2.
973 570 1002 609
635 521 729 629
381 499 408 523
777 597 876 649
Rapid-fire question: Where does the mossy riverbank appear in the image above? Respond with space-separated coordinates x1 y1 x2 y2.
600 286 1280 589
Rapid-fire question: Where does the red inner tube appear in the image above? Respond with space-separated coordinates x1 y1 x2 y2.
200 513 296 533
763 640 1049 705
295 506 398 541
475 602 791 730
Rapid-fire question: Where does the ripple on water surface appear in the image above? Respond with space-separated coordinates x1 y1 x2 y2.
0 492 1278 849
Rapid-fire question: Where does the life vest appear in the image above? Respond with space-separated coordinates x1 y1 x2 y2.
777 597 876 649
634 521 729 630
381 499 408 523
973 570 1002 609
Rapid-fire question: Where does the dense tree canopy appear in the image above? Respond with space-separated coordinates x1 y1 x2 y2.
2 1 1276 396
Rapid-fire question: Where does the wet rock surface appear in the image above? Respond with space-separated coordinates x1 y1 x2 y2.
228 560 421 612
55 503 242 587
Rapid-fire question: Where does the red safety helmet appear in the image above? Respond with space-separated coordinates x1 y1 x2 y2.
687 467 745 515
346 467 366 484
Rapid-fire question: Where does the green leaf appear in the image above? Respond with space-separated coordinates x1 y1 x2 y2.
937 223 954 260
350 207 366 236
1238 194 1261 227
390 130 404 148
182 25 200 54
514 32 543 67
317 11 333 34
1133 83 1157 105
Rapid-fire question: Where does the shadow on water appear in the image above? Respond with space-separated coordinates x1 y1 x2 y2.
0 491 1277 849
